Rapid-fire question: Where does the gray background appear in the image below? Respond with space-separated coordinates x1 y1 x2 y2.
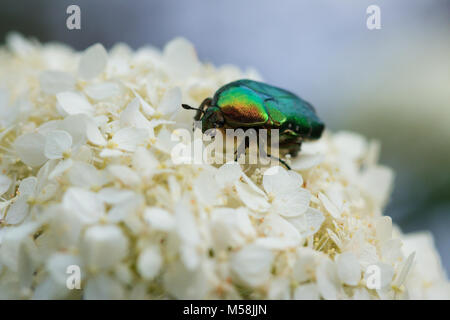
1 0 449 273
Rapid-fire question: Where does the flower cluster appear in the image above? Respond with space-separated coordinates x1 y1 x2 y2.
0 33 448 299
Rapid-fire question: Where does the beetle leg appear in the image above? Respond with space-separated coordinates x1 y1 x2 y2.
234 138 248 162
267 153 291 170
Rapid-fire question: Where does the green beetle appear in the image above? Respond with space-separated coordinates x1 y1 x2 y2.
182 79 324 167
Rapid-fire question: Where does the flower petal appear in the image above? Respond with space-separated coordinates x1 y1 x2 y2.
294 283 320 300
85 82 120 100
44 130 72 159
137 246 162 280
14 133 47 167
163 38 199 80
111 127 148 152
108 165 141 187
158 87 181 115
39 70 75 95
144 207 175 232
18 177 37 195
231 244 274 288
62 187 104 224
5 195 29 225
317 259 341 300
82 225 128 269
78 43 108 80
263 165 301 195
215 162 243 187
285 207 324 238
0 175 12 196
235 180 269 212
273 188 311 218
336 252 361 286
57 91 94 116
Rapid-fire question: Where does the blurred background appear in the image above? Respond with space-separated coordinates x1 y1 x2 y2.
0 0 449 273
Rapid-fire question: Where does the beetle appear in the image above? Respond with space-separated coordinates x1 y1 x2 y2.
181 79 325 168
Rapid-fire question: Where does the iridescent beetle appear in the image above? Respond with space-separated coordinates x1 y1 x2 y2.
182 79 324 168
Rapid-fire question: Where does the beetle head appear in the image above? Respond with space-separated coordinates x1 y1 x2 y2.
200 106 225 132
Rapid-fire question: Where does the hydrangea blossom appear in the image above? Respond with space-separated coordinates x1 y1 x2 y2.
0 33 448 300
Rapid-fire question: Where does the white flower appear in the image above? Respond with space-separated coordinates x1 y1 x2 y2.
232 165 324 244
108 127 148 152
163 261 210 299
5 177 40 225
120 98 155 137
132 147 159 179
290 140 326 171
46 253 82 285
44 130 72 159
333 131 368 161
78 43 108 80
104 190 143 223
375 216 393 243
263 166 311 218
0 35 448 300
234 176 270 212
158 87 182 116
318 183 345 219
193 170 221 206
143 207 175 232
215 161 243 187
175 199 201 270
82 225 128 270
292 247 324 283
137 246 162 280
132 90 155 116
39 70 75 95
163 37 199 80
402 232 450 299
85 82 121 101
316 259 342 300
84 274 124 300
0 221 40 271
0 175 12 196
108 165 141 187
294 283 320 300
84 116 107 146
363 262 394 289
336 252 361 286
67 161 109 189
14 133 47 167
62 187 105 224
268 277 291 299
359 166 394 206
284 207 325 239
210 207 256 249
230 244 274 288
257 213 302 249
56 91 94 116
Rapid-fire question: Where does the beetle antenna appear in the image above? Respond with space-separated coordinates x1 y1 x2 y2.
182 104 203 112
